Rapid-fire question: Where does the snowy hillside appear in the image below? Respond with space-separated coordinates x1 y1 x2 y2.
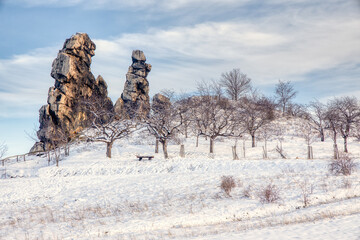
0 120 360 239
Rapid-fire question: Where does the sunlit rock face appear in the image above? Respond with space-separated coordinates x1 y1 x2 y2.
114 50 152 119
33 33 113 151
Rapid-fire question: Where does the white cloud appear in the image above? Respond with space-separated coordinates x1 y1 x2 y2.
1 0 359 119
10 0 249 10
90 12 359 98
0 48 55 118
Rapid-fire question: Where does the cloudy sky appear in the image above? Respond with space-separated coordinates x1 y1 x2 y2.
0 0 359 156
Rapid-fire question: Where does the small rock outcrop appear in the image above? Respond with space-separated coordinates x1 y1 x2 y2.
114 50 152 118
152 93 171 110
33 33 113 151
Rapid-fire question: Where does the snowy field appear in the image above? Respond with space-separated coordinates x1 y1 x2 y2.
0 123 360 239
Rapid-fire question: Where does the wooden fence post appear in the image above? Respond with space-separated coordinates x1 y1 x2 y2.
232 146 239 160
155 139 159 153
180 144 185 158
262 146 268 159
243 141 246 158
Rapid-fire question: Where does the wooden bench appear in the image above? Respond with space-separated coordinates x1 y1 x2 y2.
136 155 154 161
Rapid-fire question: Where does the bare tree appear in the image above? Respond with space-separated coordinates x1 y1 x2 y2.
273 122 287 159
48 124 66 166
297 120 318 159
328 97 360 153
175 94 193 138
237 92 275 148
146 94 183 159
194 81 236 154
82 99 139 158
324 105 341 159
287 103 307 118
220 68 252 101
257 123 275 159
353 121 360 141
307 100 326 142
274 80 297 115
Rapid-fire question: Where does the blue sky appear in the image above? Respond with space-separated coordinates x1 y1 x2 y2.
0 0 359 156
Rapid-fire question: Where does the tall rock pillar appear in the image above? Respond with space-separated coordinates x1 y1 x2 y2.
114 50 152 119
32 33 113 152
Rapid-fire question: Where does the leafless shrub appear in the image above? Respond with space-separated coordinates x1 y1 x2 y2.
243 185 252 198
295 178 314 207
220 176 236 197
257 183 281 203
236 178 243 188
342 178 352 189
329 154 357 176
320 179 329 193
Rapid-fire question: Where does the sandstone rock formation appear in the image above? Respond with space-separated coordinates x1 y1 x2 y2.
152 93 171 110
114 50 152 119
32 33 113 151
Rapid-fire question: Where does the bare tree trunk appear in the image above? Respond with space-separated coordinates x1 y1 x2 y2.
262 146 266 159
54 147 59 167
210 137 214 154
185 125 188 138
106 141 113 158
243 140 246 158
180 144 185 158
196 135 199 147
344 137 348 153
282 104 286 115
64 144 70 157
334 144 339 159
251 135 255 148
276 145 286 159
307 145 311 159
320 128 325 142
155 139 159 153
264 140 268 159
65 144 70 156
232 146 239 160
162 140 169 159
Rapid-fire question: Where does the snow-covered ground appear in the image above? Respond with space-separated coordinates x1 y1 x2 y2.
0 122 359 239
